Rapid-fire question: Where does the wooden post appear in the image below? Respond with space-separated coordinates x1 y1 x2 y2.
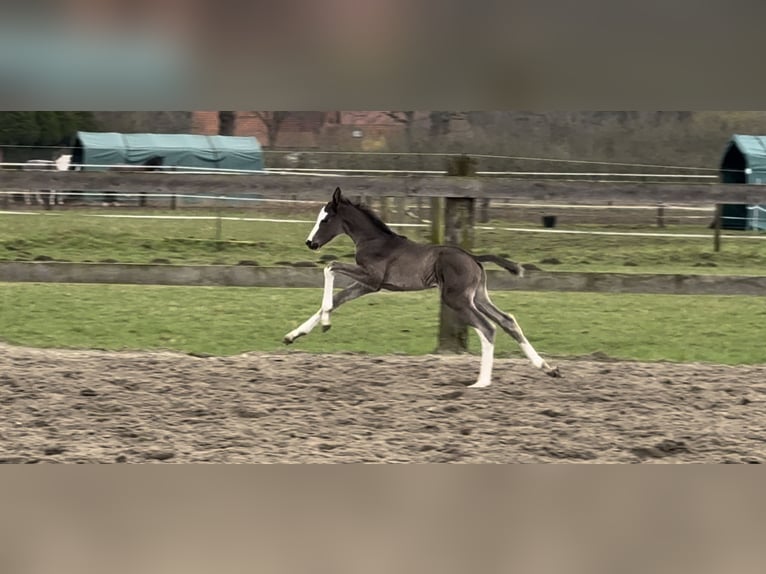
215 196 224 249
436 155 477 354
395 196 407 223
437 197 476 353
656 202 665 228
430 197 444 244
380 197 391 222
478 198 491 223
41 190 52 210
170 194 177 210
714 203 722 252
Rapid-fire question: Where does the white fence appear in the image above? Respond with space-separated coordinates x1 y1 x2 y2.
1 160 720 181
1 199 765 242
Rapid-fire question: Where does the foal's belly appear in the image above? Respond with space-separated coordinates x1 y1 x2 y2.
380 283 437 292
380 274 438 291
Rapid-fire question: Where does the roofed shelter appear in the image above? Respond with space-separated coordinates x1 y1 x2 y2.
720 134 766 184
71 131 263 172
719 135 766 230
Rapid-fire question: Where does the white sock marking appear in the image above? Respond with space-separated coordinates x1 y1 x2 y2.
285 264 337 341
306 207 328 243
468 328 494 388
321 266 334 325
521 341 545 369
284 311 321 341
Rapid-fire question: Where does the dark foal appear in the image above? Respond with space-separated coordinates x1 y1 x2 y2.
283 187 560 387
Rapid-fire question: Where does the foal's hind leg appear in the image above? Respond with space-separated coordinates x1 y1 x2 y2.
474 284 560 377
441 290 497 388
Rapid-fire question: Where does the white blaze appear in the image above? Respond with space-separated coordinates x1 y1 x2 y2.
307 207 328 242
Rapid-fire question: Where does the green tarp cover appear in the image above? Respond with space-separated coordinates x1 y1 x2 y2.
721 135 766 184
74 131 263 172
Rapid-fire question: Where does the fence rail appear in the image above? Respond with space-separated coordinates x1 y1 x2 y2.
0 157 722 181
1 170 765 204
2 207 765 242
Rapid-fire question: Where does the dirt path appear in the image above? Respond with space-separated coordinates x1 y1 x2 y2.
1 343 765 463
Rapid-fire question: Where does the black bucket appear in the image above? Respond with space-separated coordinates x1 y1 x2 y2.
542 215 557 228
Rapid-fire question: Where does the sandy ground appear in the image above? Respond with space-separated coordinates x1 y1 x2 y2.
1 343 765 463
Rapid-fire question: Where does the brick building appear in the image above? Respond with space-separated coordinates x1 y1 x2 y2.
190 111 421 150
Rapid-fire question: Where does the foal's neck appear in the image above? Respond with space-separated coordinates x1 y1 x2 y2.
341 203 394 245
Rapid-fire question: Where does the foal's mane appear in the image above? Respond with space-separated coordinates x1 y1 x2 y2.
341 197 403 237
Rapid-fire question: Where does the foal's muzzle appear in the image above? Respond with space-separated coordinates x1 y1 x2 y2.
306 240 319 250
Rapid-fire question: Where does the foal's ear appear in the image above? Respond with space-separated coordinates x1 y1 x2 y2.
332 187 342 205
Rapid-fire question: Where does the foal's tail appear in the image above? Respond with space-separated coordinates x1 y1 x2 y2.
474 254 525 278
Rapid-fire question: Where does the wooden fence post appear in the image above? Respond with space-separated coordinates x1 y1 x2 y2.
714 203 722 252
436 155 477 354
380 197 391 222
437 197 476 353
478 198 491 223
395 196 408 223
430 197 444 244
656 202 665 228
215 196 224 249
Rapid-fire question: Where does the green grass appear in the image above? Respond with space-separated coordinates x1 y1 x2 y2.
2 283 765 364
2 208 766 274
477 224 766 275
0 208 347 267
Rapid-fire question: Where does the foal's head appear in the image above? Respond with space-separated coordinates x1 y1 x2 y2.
306 187 346 250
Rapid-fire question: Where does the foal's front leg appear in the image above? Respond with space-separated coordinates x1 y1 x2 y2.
318 262 382 330
283 264 379 344
283 265 335 344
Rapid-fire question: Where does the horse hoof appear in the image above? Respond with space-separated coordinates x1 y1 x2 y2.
467 381 491 388
322 324 332 333
546 367 561 378
282 336 294 345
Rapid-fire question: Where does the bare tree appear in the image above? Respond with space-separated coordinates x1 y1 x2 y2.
383 111 416 151
428 111 448 137
429 111 467 137
218 111 236 136
92 112 190 133
253 112 292 148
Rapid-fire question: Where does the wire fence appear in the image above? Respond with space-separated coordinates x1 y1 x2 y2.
1 151 764 263
1 191 764 241
0 160 720 183
0 145 729 182
0 156 738 227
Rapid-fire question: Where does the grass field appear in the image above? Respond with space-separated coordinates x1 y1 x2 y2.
2 283 765 364
2 206 766 275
